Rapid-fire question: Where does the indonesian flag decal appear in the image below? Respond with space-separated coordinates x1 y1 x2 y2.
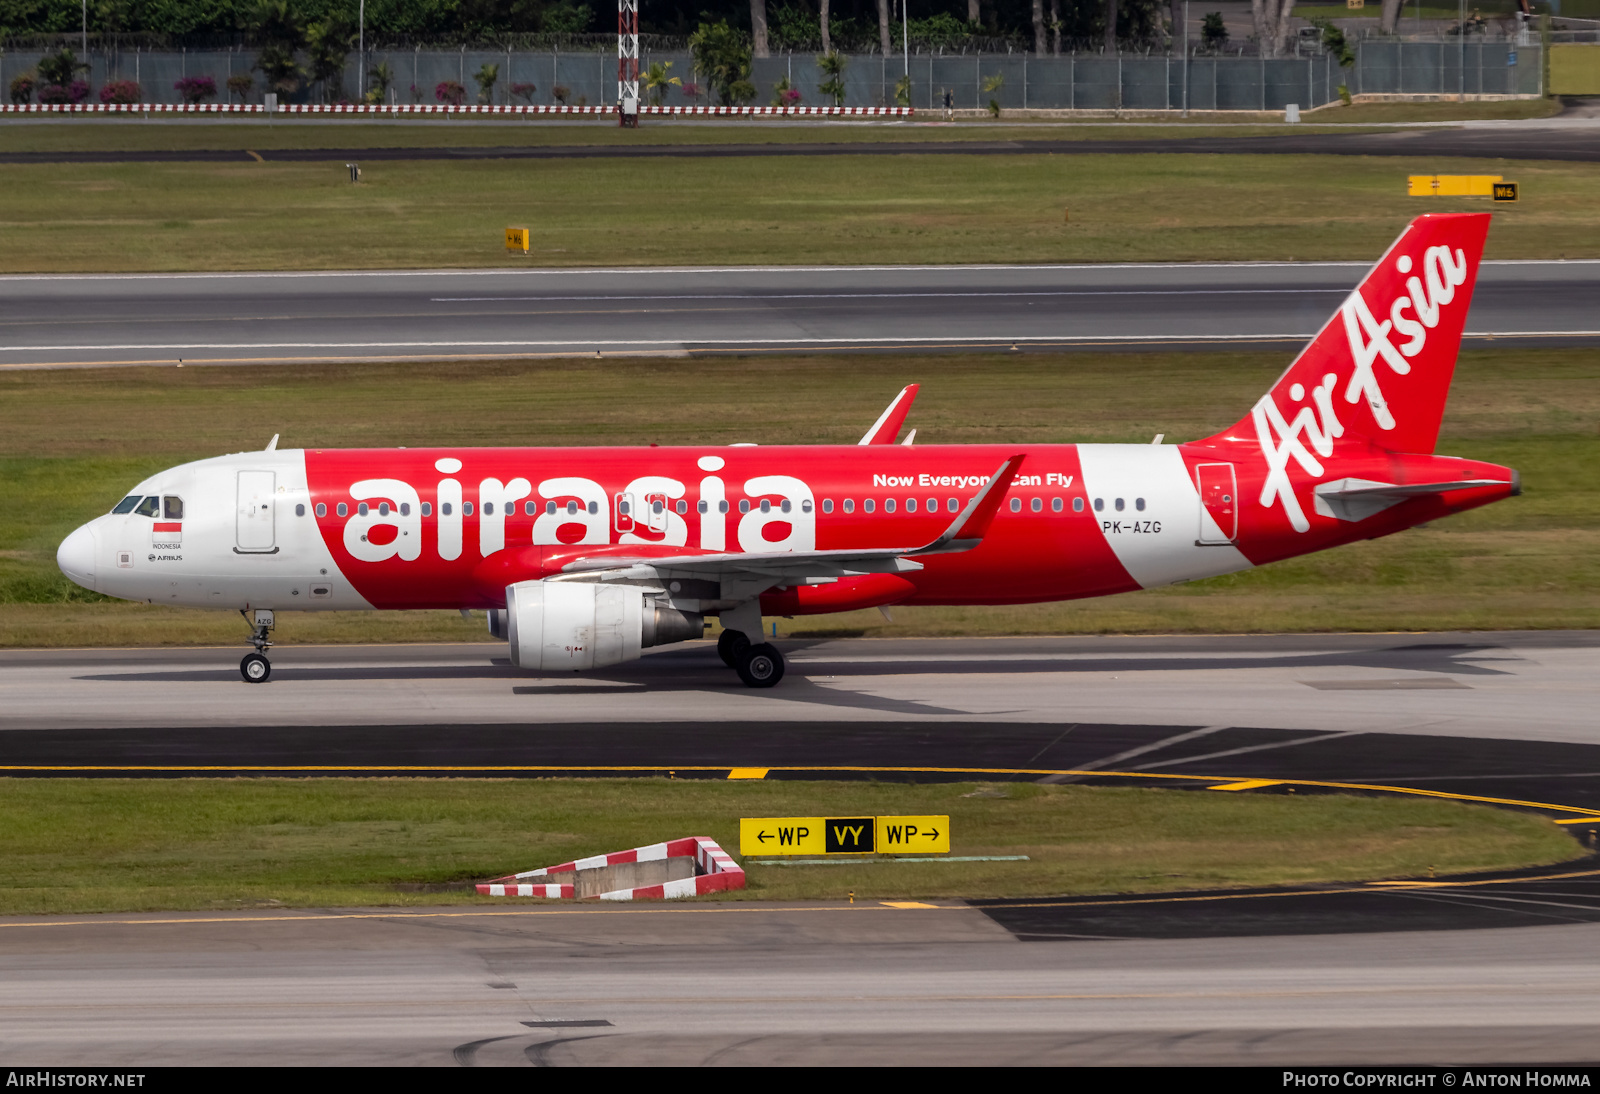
152 521 182 547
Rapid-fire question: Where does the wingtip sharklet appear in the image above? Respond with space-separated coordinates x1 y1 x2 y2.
859 384 921 446
914 453 1026 554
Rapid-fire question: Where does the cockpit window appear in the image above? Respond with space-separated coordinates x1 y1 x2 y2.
163 496 184 520
112 496 141 515
133 497 161 518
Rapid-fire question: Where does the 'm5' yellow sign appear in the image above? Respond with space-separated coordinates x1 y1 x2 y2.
739 815 950 856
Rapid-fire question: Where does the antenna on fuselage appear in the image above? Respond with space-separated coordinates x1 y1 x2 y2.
265 434 279 452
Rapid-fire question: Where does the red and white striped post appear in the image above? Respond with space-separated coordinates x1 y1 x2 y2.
618 0 640 127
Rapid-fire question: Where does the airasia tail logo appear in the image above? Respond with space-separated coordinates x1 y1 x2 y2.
1252 243 1470 532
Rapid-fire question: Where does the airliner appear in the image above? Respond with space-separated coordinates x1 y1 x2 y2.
57 213 1517 687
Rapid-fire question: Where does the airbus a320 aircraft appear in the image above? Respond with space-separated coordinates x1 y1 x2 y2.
58 213 1517 688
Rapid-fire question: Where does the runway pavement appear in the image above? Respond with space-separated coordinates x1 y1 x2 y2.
4 117 1600 164
1 260 1596 367
7 906 1600 1065
7 632 1599 1066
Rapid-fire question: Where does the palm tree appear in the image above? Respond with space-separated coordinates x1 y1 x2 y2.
642 61 681 107
366 61 394 104
306 16 356 102
818 50 846 107
250 0 306 98
474 62 499 104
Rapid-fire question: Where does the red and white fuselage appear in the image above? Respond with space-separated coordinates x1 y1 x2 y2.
57 214 1518 684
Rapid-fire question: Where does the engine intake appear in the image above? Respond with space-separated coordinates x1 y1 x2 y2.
504 580 702 670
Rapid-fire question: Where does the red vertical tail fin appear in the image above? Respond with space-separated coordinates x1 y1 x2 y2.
1204 213 1490 456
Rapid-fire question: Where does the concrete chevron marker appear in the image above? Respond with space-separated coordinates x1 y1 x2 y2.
478 835 745 900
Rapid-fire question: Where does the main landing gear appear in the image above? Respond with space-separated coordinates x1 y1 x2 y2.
239 608 274 683
717 628 785 688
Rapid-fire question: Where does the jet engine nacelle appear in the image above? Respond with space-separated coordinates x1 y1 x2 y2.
504 580 703 670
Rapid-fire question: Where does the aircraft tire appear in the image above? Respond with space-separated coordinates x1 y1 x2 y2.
717 629 750 668
240 652 271 683
736 643 785 688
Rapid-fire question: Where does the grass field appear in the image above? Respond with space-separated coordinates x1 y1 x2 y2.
0 150 1592 272
0 778 1578 914
1 347 1594 646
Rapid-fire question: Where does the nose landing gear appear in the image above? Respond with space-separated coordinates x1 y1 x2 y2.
239 608 274 683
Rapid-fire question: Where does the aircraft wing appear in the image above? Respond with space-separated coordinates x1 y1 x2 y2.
556 454 1025 584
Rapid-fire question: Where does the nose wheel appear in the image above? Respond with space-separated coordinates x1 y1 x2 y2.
239 608 275 683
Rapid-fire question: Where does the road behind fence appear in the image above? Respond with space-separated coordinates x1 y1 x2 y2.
0 41 1542 112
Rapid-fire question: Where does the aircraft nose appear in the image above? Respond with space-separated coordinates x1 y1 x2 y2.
57 523 98 592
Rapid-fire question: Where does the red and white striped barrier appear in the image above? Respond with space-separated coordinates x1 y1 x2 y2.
479 881 575 898
477 835 745 900
0 102 911 118
2 102 264 113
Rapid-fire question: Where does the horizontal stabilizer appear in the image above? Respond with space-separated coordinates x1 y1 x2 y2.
1313 477 1510 523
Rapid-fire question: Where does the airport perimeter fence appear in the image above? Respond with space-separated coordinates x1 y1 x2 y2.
0 40 1541 113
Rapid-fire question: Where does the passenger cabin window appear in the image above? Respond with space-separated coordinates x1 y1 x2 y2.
1136 498 1146 511
295 503 306 517
358 503 369 516
112 496 141 515
337 503 348 517
843 499 854 514
1052 498 1064 513
697 500 708 514
1031 498 1043 513
1073 497 1084 513
133 497 160 517
163 496 184 520
822 499 833 514
421 502 432 516
482 502 494 516
442 503 453 516
1093 498 1104 512
677 500 689 514
948 498 959 513
906 498 918 513
739 500 751 514
884 498 896 514
1009 497 1021 512
463 502 474 516
864 499 876 514
315 503 327 517
526 501 537 516
1115 498 1125 512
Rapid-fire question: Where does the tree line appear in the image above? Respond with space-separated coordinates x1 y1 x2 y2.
2 0 1244 54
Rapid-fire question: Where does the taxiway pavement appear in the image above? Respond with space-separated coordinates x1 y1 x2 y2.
5 632 1595 744
1 261 1595 367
